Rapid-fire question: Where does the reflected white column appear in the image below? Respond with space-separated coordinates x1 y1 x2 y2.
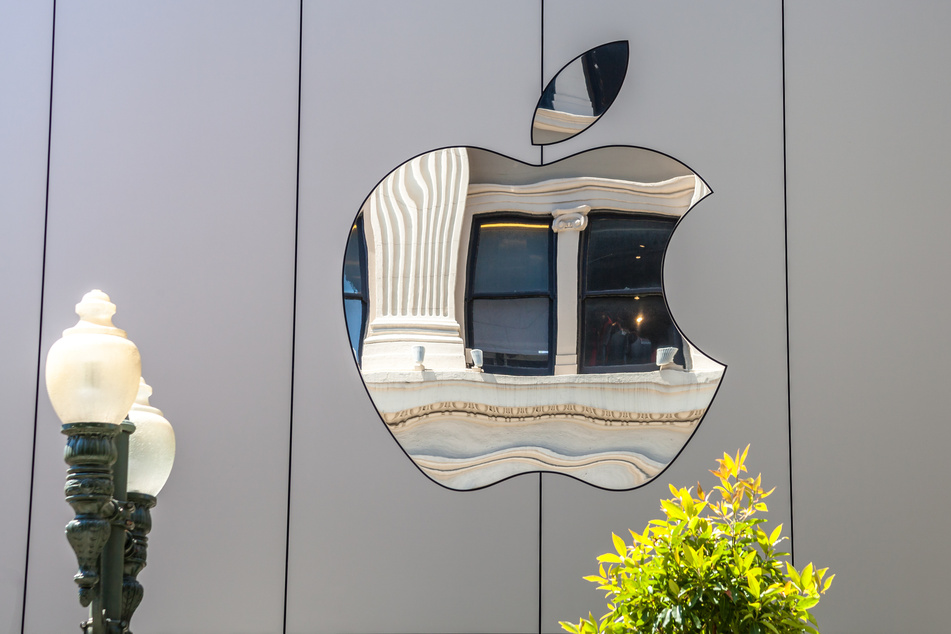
552 205 590 375
362 148 469 372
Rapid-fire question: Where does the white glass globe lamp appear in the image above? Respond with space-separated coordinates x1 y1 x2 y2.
127 377 175 497
46 290 142 425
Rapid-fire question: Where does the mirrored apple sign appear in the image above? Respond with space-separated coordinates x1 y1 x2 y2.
342 41 724 491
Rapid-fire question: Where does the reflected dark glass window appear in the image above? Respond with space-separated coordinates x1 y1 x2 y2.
343 216 368 363
585 217 669 292
583 42 627 117
537 41 627 117
466 216 554 374
580 214 684 373
471 221 550 293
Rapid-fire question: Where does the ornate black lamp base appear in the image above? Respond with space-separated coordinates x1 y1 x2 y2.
122 492 155 627
80 615 127 634
62 423 119 608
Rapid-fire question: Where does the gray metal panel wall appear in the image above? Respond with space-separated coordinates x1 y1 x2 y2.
540 3 790 631
785 2 951 632
7 3 951 634
286 3 542 633
0 2 53 633
22 3 299 633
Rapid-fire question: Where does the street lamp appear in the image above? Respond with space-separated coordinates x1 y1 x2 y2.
45 290 175 634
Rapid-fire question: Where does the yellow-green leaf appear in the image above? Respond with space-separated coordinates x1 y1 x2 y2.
802 563 814 590
822 573 836 593
612 533 626 556
741 550 756 572
747 568 762 597
681 547 694 566
785 562 801 585
769 524 783 545
722 452 735 473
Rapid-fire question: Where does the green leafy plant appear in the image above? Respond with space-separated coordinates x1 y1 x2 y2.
560 447 833 634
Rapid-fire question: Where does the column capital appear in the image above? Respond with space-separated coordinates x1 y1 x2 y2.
552 205 591 233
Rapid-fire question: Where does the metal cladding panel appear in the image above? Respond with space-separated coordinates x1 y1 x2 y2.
785 2 951 632
540 3 791 631
11 3 950 634
0 2 53 633
287 2 542 633
22 3 299 633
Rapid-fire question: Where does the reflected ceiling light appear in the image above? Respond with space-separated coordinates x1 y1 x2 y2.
480 222 547 230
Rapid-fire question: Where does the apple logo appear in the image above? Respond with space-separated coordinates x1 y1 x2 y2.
342 41 724 491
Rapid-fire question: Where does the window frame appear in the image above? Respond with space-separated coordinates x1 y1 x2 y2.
578 211 683 374
464 212 557 376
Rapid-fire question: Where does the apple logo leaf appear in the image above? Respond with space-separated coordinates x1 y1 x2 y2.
532 40 630 146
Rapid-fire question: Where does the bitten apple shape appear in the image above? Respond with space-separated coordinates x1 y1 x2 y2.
342 43 723 491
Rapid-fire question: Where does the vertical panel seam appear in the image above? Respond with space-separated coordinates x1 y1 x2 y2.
539 0 545 169
282 1 304 633
538 473 543 634
21 1 56 633
538 6 545 633
781 0 796 565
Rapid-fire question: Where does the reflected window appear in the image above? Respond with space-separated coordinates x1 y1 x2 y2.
538 42 627 117
465 215 555 375
580 214 684 373
343 216 368 363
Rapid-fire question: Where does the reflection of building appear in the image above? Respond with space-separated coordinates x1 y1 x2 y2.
344 147 723 489
533 41 628 144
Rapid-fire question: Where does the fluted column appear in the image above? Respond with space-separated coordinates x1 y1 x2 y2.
362 148 469 372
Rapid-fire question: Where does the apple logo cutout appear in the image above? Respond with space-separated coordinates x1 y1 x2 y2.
343 41 724 491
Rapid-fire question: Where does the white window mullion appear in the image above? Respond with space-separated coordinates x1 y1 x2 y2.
552 205 590 375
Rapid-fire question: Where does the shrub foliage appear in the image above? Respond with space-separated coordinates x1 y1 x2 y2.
560 447 833 634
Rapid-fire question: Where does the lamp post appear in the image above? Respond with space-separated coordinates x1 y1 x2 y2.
45 290 175 634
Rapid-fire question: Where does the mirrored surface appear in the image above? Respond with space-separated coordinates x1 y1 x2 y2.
532 41 629 145
343 146 723 490
343 217 368 359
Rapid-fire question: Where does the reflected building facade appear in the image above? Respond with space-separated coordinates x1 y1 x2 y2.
344 146 723 490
